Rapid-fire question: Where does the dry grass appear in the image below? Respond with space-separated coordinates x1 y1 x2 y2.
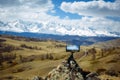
0 36 120 80
0 36 67 79
75 41 120 80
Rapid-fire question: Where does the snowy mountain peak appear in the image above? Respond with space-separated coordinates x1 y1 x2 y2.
0 20 119 37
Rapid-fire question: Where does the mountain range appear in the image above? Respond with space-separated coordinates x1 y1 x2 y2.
0 20 120 46
0 31 119 46
0 20 120 37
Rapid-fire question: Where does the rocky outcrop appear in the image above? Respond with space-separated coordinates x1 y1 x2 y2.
45 53 100 80
46 60 84 80
32 53 101 80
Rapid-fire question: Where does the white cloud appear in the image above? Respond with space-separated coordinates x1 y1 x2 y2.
60 0 120 17
0 0 54 21
0 0 120 36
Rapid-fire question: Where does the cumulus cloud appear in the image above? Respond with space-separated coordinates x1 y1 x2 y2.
0 0 120 36
0 0 54 21
0 0 21 7
0 0 54 9
60 0 120 17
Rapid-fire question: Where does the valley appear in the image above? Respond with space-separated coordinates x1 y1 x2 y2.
0 35 120 80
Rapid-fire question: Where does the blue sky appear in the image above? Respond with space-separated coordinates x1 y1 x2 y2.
0 0 120 36
48 0 82 19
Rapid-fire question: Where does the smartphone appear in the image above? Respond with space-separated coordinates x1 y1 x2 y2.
66 45 80 52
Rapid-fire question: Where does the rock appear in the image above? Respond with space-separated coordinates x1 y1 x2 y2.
45 54 84 80
32 76 43 80
86 72 98 77
34 53 101 80
86 72 100 80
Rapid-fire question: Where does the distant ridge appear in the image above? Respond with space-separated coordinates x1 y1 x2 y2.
91 38 120 49
0 31 119 46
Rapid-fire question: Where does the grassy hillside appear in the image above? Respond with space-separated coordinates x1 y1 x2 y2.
0 35 120 80
76 38 120 80
0 35 69 79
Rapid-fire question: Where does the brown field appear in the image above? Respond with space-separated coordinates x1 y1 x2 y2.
0 35 120 80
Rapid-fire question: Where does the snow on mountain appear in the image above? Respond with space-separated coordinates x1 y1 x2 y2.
0 20 119 37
